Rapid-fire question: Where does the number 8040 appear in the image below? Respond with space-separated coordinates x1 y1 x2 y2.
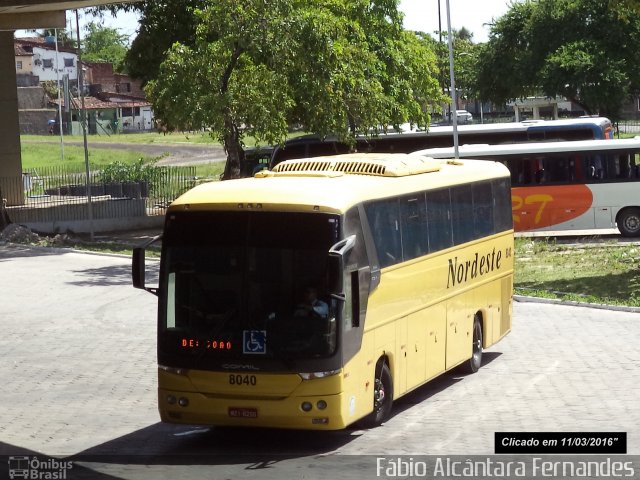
229 374 257 386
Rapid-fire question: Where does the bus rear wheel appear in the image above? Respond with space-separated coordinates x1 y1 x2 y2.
617 208 640 237
461 315 483 374
362 361 393 428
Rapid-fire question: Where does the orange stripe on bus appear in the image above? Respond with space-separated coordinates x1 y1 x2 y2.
511 185 593 231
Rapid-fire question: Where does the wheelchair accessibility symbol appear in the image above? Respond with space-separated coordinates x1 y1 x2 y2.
243 330 266 354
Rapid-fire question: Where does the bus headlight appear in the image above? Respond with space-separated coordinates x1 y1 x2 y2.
178 397 189 407
301 402 313 412
316 400 327 410
299 369 341 380
166 395 177 405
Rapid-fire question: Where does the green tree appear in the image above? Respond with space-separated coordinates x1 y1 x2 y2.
82 21 130 72
88 2 205 85
476 0 640 119
451 30 480 105
427 28 480 119
146 0 444 179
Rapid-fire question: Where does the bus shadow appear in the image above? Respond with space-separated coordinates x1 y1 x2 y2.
0 441 124 480
70 421 359 466
67 262 159 287
390 351 503 417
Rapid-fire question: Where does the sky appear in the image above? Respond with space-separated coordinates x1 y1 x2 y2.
397 0 517 42
18 1 518 45
93 0 519 44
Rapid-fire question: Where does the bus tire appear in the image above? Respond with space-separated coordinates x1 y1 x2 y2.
617 208 640 237
461 315 483 374
362 361 393 428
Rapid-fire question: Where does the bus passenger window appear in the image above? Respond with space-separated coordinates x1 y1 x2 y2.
571 155 584 181
542 156 572 183
493 178 513 233
534 157 546 184
587 155 604 180
426 189 453 252
613 153 636 180
364 199 402 268
451 186 474 245
472 182 494 237
400 194 428 261
505 159 521 186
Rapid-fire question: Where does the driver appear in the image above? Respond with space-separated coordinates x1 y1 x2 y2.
294 286 328 319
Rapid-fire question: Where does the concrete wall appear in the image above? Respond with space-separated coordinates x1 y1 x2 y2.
19 214 164 235
8 197 164 234
18 85 48 109
19 109 58 134
17 85 57 133
0 30 25 206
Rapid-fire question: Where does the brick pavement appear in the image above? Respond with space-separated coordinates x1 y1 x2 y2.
346 300 640 455
1 245 639 461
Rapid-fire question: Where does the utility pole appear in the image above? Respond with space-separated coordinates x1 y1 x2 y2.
75 9 94 240
445 0 459 158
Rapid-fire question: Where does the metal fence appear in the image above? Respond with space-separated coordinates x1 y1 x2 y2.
617 120 640 136
2 165 197 232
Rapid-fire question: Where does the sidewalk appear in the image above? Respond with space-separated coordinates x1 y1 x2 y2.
91 228 163 246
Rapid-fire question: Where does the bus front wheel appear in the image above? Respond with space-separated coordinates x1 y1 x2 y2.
362 361 393 428
461 315 483 374
617 208 640 237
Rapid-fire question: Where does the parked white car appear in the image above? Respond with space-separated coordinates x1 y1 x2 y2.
455 110 473 123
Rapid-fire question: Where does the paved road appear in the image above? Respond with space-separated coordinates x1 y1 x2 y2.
1 245 639 479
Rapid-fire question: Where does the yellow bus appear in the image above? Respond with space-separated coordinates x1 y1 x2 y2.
133 153 514 430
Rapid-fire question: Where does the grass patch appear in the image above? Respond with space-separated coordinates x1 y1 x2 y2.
70 241 161 258
22 132 223 145
21 142 151 170
21 140 224 182
515 237 640 307
22 130 310 147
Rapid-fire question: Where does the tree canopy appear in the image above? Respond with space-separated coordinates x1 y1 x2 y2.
143 0 444 179
475 0 640 119
82 22 130 72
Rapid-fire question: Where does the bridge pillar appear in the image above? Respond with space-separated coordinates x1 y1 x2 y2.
0 30 24 206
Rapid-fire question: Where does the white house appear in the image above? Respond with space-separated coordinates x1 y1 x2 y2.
15 36 78 84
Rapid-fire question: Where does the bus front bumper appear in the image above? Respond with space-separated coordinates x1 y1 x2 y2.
158 388 351 430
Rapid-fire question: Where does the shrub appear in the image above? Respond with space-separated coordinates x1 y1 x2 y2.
100 158 163 185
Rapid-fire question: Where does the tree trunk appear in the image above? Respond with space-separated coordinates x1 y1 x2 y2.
0 196 11 231
568 96 593 116
219 45 244 181
221 111 244 180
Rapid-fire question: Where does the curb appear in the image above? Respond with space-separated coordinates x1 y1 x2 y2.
514 294 640 314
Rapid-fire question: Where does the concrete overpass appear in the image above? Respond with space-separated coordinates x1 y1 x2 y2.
0 1 134 205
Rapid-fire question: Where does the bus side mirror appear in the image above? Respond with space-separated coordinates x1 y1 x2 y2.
328 253 344 295
327 235 356 296
132 235 161 295
132 247 146 289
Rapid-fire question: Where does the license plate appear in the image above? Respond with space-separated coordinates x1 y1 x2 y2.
228 407 258 419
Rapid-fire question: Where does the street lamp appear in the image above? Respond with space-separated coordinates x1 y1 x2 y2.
445 0 459 158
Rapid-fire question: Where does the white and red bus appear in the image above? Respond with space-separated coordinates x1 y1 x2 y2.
415 138 640 236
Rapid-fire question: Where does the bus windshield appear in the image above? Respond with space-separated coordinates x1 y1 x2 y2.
159 211 341 369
